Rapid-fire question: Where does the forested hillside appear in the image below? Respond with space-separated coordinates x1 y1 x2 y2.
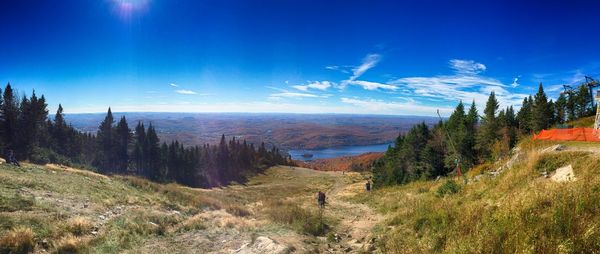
374 82 597 187
0 82 292 187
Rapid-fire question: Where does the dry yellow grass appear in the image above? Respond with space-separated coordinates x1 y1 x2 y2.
46 163 110 180
0 227 34 254
53 234 84 254
66 217 94 236
353 139 600 253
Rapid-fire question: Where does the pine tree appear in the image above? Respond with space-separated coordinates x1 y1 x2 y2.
133 122 146 174
517 96 532 133
575 84 591 118
464 101 479 165
445 101 467 169
555 93 567 124
115 116 131 173
531 83 551 132
477 91 499 160
96 108 115 172
217 134 230 184
146 124 161 180
1 83 19 151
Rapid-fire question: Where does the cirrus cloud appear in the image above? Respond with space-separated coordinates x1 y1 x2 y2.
175 89 197 95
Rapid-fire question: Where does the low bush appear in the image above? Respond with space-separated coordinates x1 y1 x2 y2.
0 227 35 254
225 205 251 217
65 217 93 236
53 235 83 254
29 147 72 166
436 180 461 197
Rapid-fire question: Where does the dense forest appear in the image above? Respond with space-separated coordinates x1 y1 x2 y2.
373 82 596 187
0 82 293 187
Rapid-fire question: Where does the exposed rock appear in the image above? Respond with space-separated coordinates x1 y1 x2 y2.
234 236 291 254
541 144 565 153
551 164 576 183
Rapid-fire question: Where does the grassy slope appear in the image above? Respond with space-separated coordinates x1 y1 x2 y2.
349 138 600 253
0 163 372 253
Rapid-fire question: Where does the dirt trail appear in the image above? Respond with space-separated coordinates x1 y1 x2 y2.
133 167 382 253
320 172 383 253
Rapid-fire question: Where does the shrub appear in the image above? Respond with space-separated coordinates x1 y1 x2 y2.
66 217 93 236
177 215 207 232
53 235 82 254
0 227 35 254
225 205 251 217
29 147 72 166
436 180 461 197
533 152 588 173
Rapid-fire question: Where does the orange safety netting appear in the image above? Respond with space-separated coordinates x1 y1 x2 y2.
533 127 600 142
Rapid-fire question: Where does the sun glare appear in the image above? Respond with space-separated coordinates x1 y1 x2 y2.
111 0 149 20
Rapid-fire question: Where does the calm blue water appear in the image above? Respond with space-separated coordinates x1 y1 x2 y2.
288 143 392 161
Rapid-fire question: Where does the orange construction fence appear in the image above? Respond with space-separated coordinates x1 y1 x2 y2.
533 127 600 142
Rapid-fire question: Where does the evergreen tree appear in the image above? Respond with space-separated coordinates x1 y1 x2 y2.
477 91 499 160
145 124 161 180
517 96 532 133
531 83 551 132
555 93 567 124
115 116 131 173
464 101 479 165
50 104 71 156
16 91 48 159
575 84 591 118
1 83 19 150
96 108 115 172
133 122 146 174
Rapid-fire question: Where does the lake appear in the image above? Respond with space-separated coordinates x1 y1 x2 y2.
288 143 392 161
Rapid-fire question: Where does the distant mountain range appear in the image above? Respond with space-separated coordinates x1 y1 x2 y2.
64 112 439 150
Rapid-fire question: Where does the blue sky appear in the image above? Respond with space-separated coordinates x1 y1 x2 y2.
2 0 600 116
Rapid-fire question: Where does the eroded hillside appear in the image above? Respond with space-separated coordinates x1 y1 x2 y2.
0 164 379 253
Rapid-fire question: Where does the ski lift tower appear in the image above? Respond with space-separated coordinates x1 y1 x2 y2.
595 90 600 130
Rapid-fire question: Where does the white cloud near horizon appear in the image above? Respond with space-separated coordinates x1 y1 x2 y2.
345 80 398 91
292 81 334 91
341 97 453 116
175 89 197 95
269 92 323 98
391 59 528 109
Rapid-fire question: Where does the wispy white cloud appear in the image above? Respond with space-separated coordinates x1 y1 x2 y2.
338 53 383 90
345 80 397 91
267 86 330 99
341 97 453 116
350 54 381 81
449 59 486 75
175 89 197 95
292 81 334 91
511 77 520 88
325 65 352 74
390 59 527 109
170 83 178 87
269 92 324 98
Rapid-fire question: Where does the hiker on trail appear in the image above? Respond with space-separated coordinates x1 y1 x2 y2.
5 149 20 167
316 190 326 208
365 181 371 192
